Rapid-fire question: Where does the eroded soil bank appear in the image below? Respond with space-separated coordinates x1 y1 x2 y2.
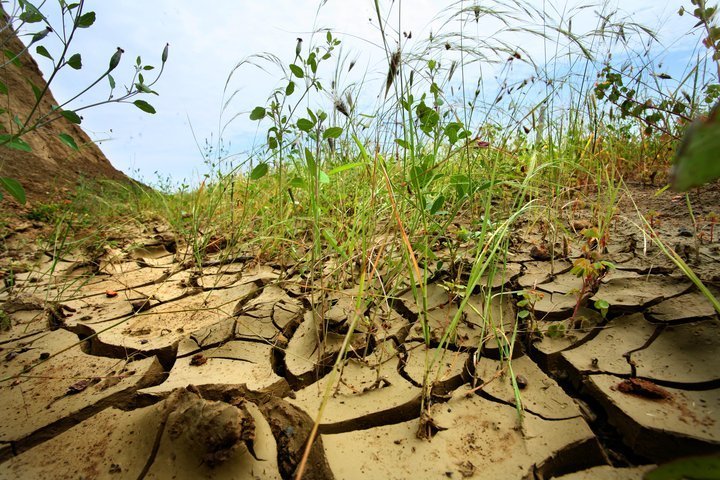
0 184 718 479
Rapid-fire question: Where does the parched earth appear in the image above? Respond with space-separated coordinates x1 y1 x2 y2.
0 185 719 479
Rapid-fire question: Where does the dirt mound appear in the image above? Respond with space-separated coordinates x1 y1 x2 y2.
0 10 129 204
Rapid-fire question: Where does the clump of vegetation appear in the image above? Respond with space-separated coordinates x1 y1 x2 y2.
26 201 64 222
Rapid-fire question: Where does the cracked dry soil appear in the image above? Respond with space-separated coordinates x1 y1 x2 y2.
0 186 719 479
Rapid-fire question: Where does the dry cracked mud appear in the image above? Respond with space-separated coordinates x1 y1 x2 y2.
1 191 720 479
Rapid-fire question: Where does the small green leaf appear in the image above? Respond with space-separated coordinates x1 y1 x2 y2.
250 106 266 120
19 9 43 23
0 81 7 95
395 138 410 149
0 134 32 152
250 162 269 180
289 176 305 188
517 310 530 319
289 63 304 78
322 228 343 254
297 118 314 132
4 50 21 67
67 53 82 70
594 299 610 310
60 109 82 124
143 65 155 71
305 148 316 171
429 194 445 215
20 1 45 22
546 323 566 339
285 81 295 96
26 79 42 102
328 162 363 175
319 171 330 184
58 133 79 151
108 74 116 89
582 227 600 239
268 136 278 149
76 11 96 28
35 45 53 60
323 126 343 139
133 100 156 114
9 138 31 151
445 122 463 144
134 82 156 94
0 177 26 204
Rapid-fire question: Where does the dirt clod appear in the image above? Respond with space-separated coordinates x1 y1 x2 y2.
164 387 256 468
530 244 551 260
190 353 207 366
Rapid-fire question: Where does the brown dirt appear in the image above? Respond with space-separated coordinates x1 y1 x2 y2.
0 183 717 479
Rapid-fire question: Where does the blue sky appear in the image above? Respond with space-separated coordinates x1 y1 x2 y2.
15 1 703 186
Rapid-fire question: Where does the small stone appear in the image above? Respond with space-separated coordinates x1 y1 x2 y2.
131 299 153 313
190 353 207 366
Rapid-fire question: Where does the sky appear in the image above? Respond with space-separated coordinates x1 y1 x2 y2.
12 1 703 187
